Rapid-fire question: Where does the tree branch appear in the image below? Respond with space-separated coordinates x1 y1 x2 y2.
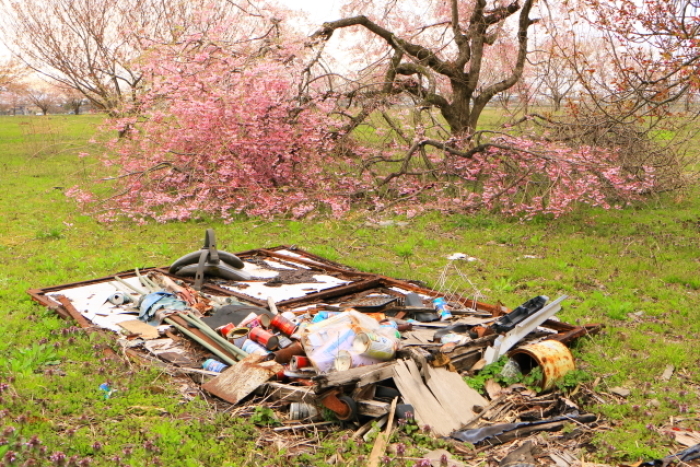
313 16 456 77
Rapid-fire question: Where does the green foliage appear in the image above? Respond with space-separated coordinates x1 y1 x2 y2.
465 357 508 393
35 227 64 240
5 343 60 375
555 369 594 391
465 356 544 393
249 406 280 427
664 275 700 290
0 114 699 464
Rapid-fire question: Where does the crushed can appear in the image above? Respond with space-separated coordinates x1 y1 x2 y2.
432 297 453 321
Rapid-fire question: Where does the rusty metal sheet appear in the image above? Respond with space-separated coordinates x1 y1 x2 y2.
202 354 282 405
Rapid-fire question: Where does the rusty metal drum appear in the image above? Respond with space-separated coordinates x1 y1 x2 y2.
509 339 575 390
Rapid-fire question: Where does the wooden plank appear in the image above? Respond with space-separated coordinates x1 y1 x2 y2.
261 382 315 403
401 329 436 346
424 365 488 428
48 297 72 321
450 350 482 372
368 398 397 467
55 294 92 328
358 399 390 418
313 361 396 392
393 359 459 437
202 354 282 405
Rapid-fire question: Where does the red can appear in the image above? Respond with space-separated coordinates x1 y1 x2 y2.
290 355 310 371
216 323 236 337
270 314 298 336
249 326 279 350
276 365 289 382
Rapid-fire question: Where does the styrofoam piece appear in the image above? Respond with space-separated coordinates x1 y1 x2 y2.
483 295 568 365
48 277 144 332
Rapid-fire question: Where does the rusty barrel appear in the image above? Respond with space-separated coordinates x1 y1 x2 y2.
509 339 575 390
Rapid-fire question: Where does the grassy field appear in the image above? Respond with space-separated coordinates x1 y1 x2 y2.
0 114 699 466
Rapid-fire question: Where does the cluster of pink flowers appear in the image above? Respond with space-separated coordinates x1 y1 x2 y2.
67 28 657 222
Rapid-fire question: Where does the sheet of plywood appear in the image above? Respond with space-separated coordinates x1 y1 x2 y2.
393 359 460 436
118 319 160 339
424 365 489 426
202 354 282 405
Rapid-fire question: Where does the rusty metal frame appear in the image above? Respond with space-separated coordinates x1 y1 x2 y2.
27 246 506 321
26 246 601 340
27 246 601 340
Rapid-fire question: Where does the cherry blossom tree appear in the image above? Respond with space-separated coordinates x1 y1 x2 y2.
68 3 364 222
309 0 540 137
66 0 667 222
22 83 61 115
0 0 248 115
0 58 26 91
576 0 699 117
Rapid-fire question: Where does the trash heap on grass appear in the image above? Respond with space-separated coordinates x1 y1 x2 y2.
29 230 609 454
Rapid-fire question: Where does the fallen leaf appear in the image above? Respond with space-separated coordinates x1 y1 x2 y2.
485 379 503 399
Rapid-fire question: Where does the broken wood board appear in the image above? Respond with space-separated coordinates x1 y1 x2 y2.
261 382 315 403
393 359 461 437
358 399 391 418
401 329 436 346
313 361 397 392
449 349 482 372
424 365 489 424
203 354 282 405
368 398 397 467
118 319 160 339
392 360 488 436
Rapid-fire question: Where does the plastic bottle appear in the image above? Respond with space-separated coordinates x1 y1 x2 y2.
433 297 453 321
202 359 229 373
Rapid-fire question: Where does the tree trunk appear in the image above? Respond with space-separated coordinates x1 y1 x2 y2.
553 94 562 112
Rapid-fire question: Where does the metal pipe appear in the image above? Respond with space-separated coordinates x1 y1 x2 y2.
135 268 159 293
184 313 249 360
114 275 148 295
180 313 248 360
142 276 161 293
163 318 238 366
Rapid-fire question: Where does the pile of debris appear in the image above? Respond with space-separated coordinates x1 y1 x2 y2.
29 230 607 456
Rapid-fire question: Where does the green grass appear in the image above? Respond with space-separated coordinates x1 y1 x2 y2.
0 114 699 465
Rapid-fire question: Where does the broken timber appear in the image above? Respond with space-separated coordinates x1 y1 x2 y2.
312 361 397 393
392 359 488 437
